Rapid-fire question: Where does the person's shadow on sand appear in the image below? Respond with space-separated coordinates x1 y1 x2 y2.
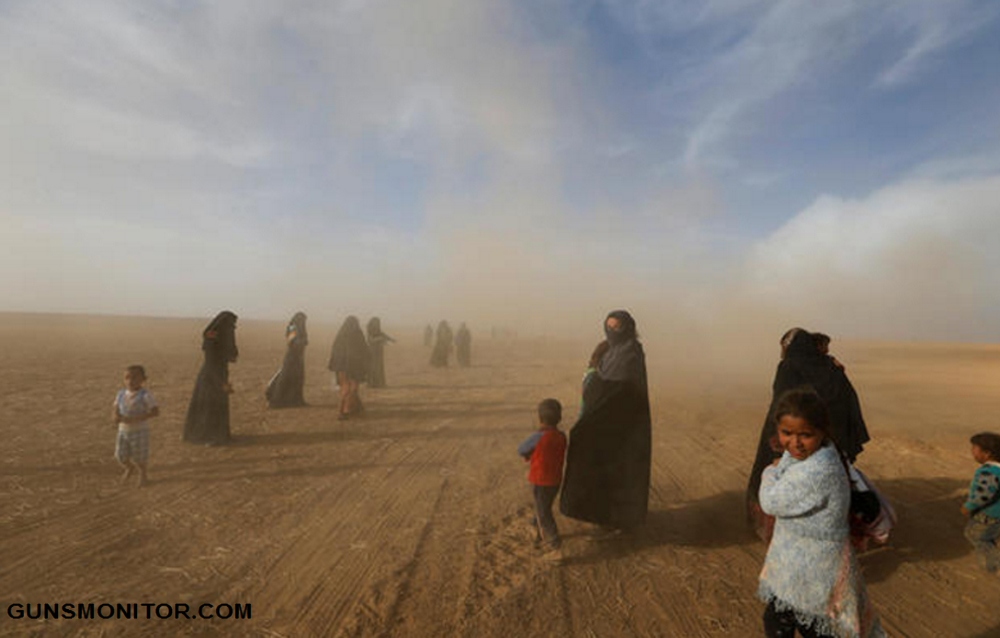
563 476 974 578
856 476 971 583
563 490 755 566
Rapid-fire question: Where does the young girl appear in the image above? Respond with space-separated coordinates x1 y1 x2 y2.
758 388 885 638
961 432 1000 573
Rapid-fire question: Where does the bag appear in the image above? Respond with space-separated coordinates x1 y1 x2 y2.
846 463 897 551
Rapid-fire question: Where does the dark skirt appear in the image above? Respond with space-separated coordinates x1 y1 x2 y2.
456 342 471 367
430 342 450 367
368 343 387 388
183 361 231 445
560 376 651 529
266 345 306 407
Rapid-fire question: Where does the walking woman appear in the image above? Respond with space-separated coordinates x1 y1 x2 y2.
266 311 308 408
430 320 453 367
183 311 239 445
328 316 369 420
366 317 395 388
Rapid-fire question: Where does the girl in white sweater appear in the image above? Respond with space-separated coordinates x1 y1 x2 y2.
758 388 885 638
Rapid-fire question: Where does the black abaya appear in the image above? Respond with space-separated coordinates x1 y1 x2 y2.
366 317 394 388
430 321 453 367
266 312 308 408
183 311 238 445
746 329 871 530
560 311 652 529
455 323 471 367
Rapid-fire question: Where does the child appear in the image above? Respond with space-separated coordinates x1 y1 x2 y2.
758 388 884 638
517 398 567 563
961 432 1000 573
113 365 159 487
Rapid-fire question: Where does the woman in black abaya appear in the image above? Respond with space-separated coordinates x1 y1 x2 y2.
455 323 472 367
328 316 369 420
560 310 652 536
746 327 871 540
266 311 308 408
183 311 239 445
366 317 395 388
430 321 453 367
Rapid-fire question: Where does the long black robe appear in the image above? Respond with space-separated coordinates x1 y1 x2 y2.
328 316 369 382
366 317 393 388
746 329 871 524
183 311 238 445
430 321 453 367
266 312 308 408
455 324 471 367
560 312 651 529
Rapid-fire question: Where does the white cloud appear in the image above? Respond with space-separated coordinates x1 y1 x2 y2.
744 173 1000 340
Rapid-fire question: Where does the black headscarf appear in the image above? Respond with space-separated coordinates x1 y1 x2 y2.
203 311 238 362
329 315 369 380
288 311 308 346
366 317 383 338
597 310 645 386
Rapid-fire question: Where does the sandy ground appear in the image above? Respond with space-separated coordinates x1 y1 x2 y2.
2 313 1000 637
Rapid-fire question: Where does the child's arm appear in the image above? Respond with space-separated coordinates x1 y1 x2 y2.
518 432 543 460
118 406 160 425
759 460 833 518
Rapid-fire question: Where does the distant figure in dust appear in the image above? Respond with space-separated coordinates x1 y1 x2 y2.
560 310 651 539
328 316 369 420
430 320 453 367
366 317 395 388
183 311 238 445
265 311 308 408
424 324 434 347
455 322 472 367
746 328 871 541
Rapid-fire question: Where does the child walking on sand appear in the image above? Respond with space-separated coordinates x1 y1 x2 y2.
113 365 159 487
961 432 1000 573
758 388 884 638
517 398 567 563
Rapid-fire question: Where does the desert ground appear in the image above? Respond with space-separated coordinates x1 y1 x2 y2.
2 313 1000 637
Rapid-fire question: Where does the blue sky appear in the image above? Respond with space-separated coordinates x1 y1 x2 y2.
1 0 998 340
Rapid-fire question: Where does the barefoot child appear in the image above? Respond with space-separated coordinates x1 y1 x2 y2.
517 398 567 562
759 388 884 637
961 432 1000 573
113 365 159 487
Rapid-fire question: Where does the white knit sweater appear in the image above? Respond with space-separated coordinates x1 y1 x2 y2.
758 443 886 638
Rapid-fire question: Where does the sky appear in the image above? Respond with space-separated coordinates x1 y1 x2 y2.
1 0 999 343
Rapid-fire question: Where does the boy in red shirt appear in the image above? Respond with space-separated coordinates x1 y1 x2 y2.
518 398 568 562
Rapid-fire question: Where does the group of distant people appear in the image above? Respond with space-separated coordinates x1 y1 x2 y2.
425 321 472 367
109 309 999 638
114 312 475 475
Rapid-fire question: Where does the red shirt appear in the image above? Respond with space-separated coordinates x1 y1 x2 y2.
528 428 567 487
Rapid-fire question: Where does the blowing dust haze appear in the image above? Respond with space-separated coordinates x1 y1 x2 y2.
1 1 998 344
